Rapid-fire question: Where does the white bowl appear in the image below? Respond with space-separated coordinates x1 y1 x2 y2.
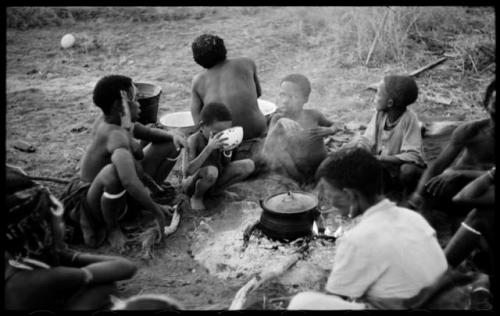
258 99 277 116
217 126 244 151
159 111 195 128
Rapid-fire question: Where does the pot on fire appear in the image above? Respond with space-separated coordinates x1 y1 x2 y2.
259 191 318 241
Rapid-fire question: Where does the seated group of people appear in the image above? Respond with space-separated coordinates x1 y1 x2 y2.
5 32 495 310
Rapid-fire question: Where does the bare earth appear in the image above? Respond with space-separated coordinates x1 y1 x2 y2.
6 7 494 310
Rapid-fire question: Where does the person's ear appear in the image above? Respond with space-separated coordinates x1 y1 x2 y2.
342 188 357 204
387 98 394 108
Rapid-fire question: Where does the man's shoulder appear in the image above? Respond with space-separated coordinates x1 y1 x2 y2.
192 71 206 86
452 118 489 140
231 57 255 65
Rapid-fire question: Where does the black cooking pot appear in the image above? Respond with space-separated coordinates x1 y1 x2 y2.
259 191 318 241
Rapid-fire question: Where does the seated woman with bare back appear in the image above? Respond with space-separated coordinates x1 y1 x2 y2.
60 75 187 251
190 33 267 161
261 74 339 183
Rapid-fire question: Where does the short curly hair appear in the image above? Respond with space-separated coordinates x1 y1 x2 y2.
191 34 227 69
383 75 419 109
483 79 495 108
281 73 312 99
315 147 383 198
93 75 133 115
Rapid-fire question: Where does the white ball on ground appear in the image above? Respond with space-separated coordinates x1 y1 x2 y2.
60 34 75 49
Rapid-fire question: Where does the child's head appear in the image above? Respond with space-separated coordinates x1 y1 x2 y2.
192 34 227 69
111 294 183 311
483 79 495 124
93 75 141 121
199 102 232 139
375 75 418 111
279 74 311 114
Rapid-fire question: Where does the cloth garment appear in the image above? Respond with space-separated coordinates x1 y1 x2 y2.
325 199 448 306
355 109 426 167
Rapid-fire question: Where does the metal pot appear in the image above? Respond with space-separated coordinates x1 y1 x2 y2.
259 191 318 241
135 82 162 125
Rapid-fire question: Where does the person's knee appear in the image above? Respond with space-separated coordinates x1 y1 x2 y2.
464 209 492 234
239 159 255 176
99 164 124 193
399 164 422 186
200 166 219 183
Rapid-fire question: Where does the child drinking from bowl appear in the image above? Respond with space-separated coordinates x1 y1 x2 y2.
348 75 425 198
261 73 340 183
190 33 266 161
183 102 255 211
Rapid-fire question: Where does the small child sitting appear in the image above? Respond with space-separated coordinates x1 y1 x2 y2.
183 102 255 211
351 75 425 197
261 73 339 183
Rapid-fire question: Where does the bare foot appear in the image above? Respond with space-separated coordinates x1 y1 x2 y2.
107 228 127 251
190 197 206 211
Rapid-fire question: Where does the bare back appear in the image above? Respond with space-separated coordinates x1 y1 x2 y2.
192 58 266 140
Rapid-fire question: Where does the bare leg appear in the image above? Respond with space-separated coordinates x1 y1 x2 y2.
189 166 218 211
142 141 180 184
215 159 255 188
399 163 424 199
64 283 117 310
86 164 127 250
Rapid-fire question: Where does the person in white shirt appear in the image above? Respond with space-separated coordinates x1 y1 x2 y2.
288 147 448 310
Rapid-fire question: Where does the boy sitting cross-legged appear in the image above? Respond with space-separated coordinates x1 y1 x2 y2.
182 102 255 211
349 75 426 198
61 75 187 251
261 73 340 183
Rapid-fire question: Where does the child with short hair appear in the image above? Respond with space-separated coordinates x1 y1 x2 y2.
262 73 339 183
60 75 187 251
352 75 425 197
183 102 255 211
190 33 267 161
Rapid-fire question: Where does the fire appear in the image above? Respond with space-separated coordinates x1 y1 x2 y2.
312 221 319 235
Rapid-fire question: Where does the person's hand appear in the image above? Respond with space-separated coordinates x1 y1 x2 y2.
424 171 461 197
407 192 424 210
171 133 187 151
279 119 299 134
207 132 228 151
307 127 334 141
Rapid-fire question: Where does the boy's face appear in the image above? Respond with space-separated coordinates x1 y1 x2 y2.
127 85 141 122
278 81 307 114
374 81 391 111
200 120 232 140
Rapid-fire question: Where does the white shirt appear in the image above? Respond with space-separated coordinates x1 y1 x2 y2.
325 199 447 302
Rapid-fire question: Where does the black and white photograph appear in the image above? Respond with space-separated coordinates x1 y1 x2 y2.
5 6 495 311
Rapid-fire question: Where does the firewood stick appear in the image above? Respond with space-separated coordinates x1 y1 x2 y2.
229 253 301 310
28 176 70 184
366 57 448 90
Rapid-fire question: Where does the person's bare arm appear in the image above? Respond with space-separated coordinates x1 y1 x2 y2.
306 110 338 141
107 131 166 228
133 123 186 150
452 168 495 208
191 75 204 125
252 60 262 98
185 134 227 176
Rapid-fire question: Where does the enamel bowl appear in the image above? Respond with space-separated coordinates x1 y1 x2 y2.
217 126 244 151
258 99 277 117
159 111 196 135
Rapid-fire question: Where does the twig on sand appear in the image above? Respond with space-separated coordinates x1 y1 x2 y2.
229 253 301 310
229 242 309 310
28 176 70 185
366 57 448 91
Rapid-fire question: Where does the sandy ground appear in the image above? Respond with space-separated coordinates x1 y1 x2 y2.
6 7 494 310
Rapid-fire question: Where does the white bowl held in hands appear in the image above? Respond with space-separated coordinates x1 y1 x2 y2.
159 111 195 128
257 99 277 116
217 126 244 151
